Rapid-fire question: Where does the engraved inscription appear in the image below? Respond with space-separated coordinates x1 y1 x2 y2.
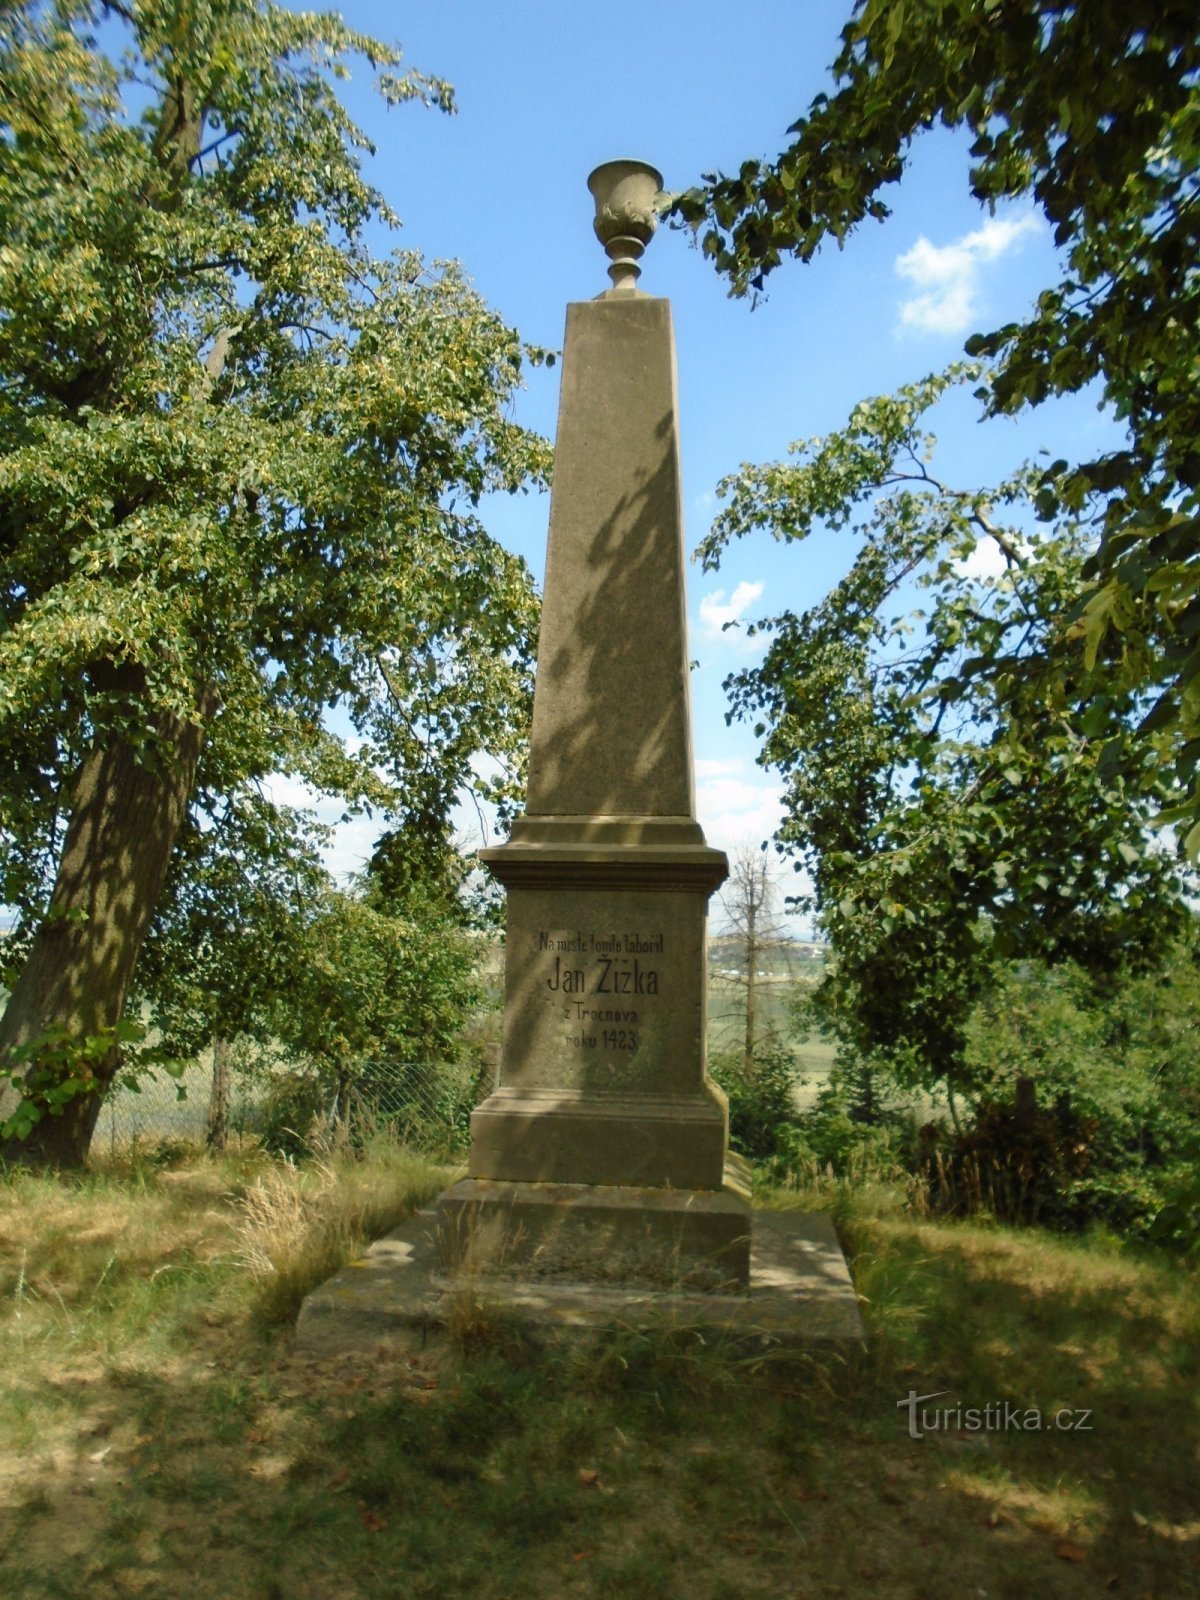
596 957 657 994
537 929 664 1056
546 956 585 992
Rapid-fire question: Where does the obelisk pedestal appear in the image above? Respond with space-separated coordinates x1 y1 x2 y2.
436 163 750 1290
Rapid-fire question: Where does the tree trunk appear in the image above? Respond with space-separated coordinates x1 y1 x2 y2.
743 902 758 1077
0 670 217 1167
333 1067 353 1150
946 1078 964 1136
207 1035 231 1154
849 1060 877 1124
1014 1074 1037 1135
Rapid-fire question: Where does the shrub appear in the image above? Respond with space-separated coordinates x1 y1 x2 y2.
251 1070 333 1159
919 1090 1097 1227
709 1041 800 1162
960 947 1200 1240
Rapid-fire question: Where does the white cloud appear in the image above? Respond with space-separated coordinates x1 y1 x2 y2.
696 773 786 860
699 775 771 814
895 213 1041 335
261 773 378 884
955 530 1032 583
957 536 1007 581
319 813 381 882
698 579 764 639
695 757 744 779
260 773 320 815
469 749 506 784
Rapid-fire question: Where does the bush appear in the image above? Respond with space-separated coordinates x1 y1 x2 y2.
959 947 1200 1241
801 1088 909 1170
242 1053 495 1163
708 1041 800 1162
919 1090 1097 1227
1146 1159 1200 1257
727 938 1200 1248
251 1070 333 1159
352 1055 492 1157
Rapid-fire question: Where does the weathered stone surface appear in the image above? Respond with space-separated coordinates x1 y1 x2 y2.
519 295 695 824
494 894 705 1097
449 284 746 1284
294 1205 865 1354
467 1088 728 1189
588 159 663 294
438 1166 751 1291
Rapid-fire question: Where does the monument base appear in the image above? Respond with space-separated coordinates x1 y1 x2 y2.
435 1160 752 1292
467 1085 730 1190
293 1205 865 1354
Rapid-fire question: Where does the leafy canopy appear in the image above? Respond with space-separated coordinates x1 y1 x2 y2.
705 366 1191 1100
0 0 550 933
249 884 480 1085
671 0 1200 836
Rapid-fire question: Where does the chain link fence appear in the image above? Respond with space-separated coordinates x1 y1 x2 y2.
100 1050 498 1161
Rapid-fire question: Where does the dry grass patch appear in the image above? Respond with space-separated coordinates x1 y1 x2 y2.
233 1141 453 1327
0 1140 449 1499
0 1149 1195 1600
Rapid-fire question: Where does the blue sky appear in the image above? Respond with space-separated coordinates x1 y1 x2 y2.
262 2 1121 909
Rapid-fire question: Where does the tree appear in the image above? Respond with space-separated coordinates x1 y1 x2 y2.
716 839 788 1074
671 0 1200 834
961 929 1200 1235
132 787 485 1153
268 885 480 1139
133 790 330 1065
701 365 1191 1111
0 1 549 1165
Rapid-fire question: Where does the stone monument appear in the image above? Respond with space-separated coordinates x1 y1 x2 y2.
436 160 751 1290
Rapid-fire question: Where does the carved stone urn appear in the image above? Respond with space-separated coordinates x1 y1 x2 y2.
587 159 665 293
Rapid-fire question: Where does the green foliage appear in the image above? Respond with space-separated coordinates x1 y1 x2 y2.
0 1015 145 1141
134 790 332 1063
791 1068 917 1177
249 1069 332 1160
1146 1166 1200 1258
748 936 1199 1255
271 889 480 1082
705 366 1191 1103
679 2 1200 1167
960 940 1200 1236
708 1039 800 1162
922 1092 1098 1228
0 1 549 1114
770 937 1200 1245
672 0 1200 834
356 1053 491 1154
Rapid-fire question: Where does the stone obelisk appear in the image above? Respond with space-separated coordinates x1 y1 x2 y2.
436 161 750 1289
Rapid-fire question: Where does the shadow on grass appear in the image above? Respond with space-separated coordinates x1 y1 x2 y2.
0 1182 1196 1600
837 1212 1199 1594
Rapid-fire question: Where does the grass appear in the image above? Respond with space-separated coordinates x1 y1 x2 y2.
0 1140 1196 1600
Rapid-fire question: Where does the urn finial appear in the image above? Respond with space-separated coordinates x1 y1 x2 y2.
587 159 664 294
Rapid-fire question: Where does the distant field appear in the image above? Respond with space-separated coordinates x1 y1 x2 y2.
792 1031 837 1107
706 974 802 1050
706 962 837 1110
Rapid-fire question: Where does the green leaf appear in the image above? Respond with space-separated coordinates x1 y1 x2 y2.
0 0 549 1161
